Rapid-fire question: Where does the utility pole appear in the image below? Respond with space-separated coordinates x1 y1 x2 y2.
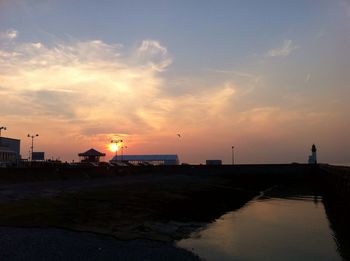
232 146 235 165
27 134 39 161
111 139 123 161
121 146 128 161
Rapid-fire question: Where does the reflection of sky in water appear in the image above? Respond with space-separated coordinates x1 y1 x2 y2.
177 196 341 261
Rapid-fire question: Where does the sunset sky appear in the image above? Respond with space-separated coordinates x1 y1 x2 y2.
1 0 349 164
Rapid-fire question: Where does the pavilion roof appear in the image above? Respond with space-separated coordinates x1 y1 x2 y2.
78 148 106 157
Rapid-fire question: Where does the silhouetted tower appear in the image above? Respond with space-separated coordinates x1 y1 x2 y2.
308 144 317 164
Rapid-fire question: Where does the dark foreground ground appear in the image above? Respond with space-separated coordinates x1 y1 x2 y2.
0 164 328 260
0 227 200 261
0 171 264 241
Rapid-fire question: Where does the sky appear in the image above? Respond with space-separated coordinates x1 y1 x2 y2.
0 0 349 164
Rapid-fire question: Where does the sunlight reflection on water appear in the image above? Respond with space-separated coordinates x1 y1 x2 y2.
177 195 341 261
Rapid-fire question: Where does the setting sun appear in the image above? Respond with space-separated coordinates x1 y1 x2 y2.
108 143 118 152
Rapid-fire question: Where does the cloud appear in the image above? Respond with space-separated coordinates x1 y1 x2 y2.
266 40 299 57
235 106 332 141
135 40 172 72
20 89 78 118
206 68 261 85
0 32 237 159
0 29 18 40
1 30 344 163
137 82 236 129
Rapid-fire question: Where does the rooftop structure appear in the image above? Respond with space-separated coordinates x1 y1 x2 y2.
78 148 106 163
111 154 179 165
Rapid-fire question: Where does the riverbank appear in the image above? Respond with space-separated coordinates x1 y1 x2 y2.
0 164 324 259
0 172 262 242
0 165 322 240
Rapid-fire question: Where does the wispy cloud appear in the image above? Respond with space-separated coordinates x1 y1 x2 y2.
0 29 18 40
0 35 172 128
136 40 172 72
266 40 299 58
207 68 261 84
0 29 237 158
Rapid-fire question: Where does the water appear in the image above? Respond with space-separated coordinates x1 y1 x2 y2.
177 190 342 261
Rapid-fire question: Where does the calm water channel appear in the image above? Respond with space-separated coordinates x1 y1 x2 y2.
177 188 343 261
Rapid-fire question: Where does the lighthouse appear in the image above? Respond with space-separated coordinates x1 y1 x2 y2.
308 144 317 164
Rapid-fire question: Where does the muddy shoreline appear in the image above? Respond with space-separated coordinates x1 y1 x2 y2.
0 165 322 259
0 172 264 242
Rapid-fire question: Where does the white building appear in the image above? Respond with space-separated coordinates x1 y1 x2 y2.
308 144 317 164
0 137 21 166
111 154 179 165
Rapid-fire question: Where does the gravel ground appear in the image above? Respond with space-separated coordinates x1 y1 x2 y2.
0 227 200 261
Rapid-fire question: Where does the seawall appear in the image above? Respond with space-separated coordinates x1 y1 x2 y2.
320 164 350 198
0 164 319 184
320 164 350 261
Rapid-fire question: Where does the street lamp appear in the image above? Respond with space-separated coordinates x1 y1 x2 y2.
0 126 6 137
121 146 128 161
28 134 39 161
232 146 235 165
111 139 123 161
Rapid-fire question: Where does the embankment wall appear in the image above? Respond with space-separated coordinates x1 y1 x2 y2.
0 164 319 184
320 164 350 198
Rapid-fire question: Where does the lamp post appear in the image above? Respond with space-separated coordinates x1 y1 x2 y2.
28 134 39 161
111 139 123 161
231 146 235 165
121 146 128 161
0 126 6 137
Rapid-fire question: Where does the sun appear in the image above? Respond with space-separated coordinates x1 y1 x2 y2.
108 143 118 152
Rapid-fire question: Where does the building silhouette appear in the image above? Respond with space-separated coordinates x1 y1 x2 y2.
0 137 20 167
78 148 105 163
308 144 317 164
